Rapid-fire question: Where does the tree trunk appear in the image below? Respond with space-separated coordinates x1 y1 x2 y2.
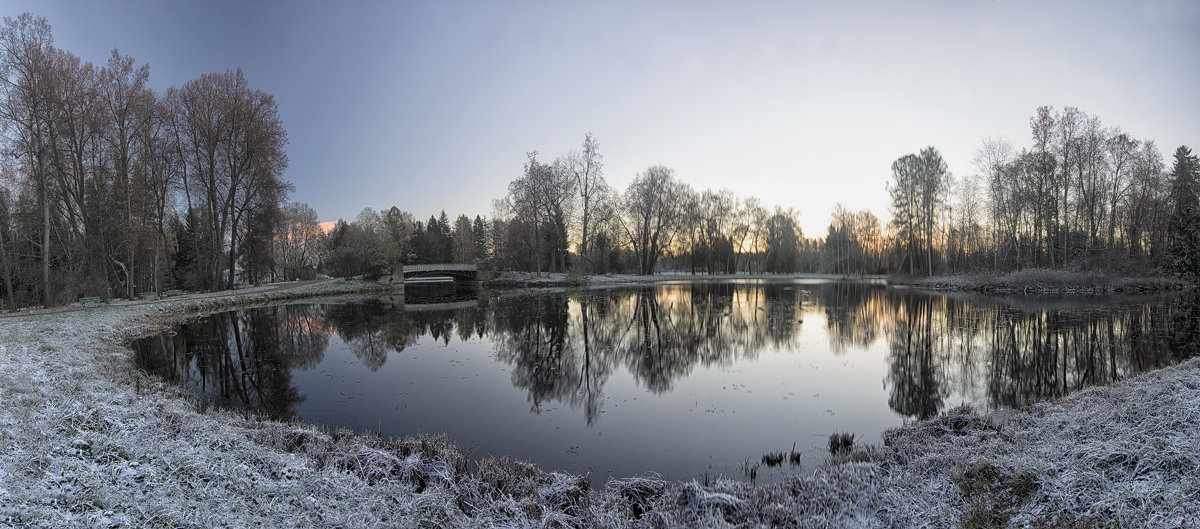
227 202 238 289
40 168 51 307
0 222 13 308
127 167 136 298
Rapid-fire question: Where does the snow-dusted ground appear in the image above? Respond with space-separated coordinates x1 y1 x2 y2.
0 278 1195 527
893 268 1193 295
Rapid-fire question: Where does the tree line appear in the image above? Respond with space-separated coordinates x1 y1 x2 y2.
887 106 1199 279
327 133 818 280
0 14 289 308
3 12 1195 311
332 111 1195 282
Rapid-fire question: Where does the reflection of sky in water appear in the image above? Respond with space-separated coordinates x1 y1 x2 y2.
132 281 1198 484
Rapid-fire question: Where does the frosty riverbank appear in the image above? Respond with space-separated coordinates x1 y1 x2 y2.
0 279 1195 527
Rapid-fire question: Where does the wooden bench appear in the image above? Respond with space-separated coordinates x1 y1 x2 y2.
79 296 101 304
163 289 183 297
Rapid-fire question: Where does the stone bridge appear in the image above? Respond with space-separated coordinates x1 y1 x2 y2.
389 262 492 286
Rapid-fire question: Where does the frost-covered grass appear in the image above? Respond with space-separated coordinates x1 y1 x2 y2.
878 359 1200 528
895 268 1193 295
0 278 1195 527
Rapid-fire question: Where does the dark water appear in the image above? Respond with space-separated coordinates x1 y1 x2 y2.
131 280 1199 483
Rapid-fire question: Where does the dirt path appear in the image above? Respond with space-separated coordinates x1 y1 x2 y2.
0 279 329 319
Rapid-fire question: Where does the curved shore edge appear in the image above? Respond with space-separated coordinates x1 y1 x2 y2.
0 279 1195 527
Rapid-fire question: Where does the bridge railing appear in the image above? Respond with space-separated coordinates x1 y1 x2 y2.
403 264 478 274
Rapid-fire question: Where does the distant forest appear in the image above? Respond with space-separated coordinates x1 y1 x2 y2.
322 113 1200 285
2 13 1197 310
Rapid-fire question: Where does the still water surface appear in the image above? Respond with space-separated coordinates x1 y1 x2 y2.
131 280 1198 483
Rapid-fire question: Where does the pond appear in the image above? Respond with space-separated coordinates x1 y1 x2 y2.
130 280 1199 483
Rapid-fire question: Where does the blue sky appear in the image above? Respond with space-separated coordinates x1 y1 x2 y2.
3 0 1198 236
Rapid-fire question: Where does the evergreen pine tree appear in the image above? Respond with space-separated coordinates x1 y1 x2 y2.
1168 146 1200 280
472 215 489 261
173 209 200 290
436 210 453 262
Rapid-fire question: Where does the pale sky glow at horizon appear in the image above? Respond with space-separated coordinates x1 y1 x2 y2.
3 0 1197 237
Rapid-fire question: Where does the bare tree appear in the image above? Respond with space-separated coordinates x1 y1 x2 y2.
698 189 736 273
1104 130 1137 250
826 203 853 274
168 73 226 288
568 132 605 268
140 96 177 293
764 207 800 273
0 12 306 306
854 210 883 273
42 46 105 294
222 69 290 288
0 13 54 305
1054 106 1082 264
451 214 474 263
1074 113 1107 253
170 69 289 289
973 136 1014 269
102 49 154 298
274 202 321 280
1029 106 1058 266
747 199 770 273
889 154 921 274
919 148 948 275
507 152 574 275
950 172 984 268
888 148 947 276
678 187 703 273
621 165 686 275
1126 141 1166 261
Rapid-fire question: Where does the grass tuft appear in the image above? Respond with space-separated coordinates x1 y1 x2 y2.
829 431 856 455
761 451 785 467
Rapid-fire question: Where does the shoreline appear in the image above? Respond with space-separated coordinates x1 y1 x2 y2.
488 271 887 289
488 269 1198 298
0 278 1195 527
888 268 1196 295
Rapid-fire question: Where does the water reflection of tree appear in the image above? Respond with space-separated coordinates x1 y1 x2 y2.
323 299 500 370
763 285 803 345
132 305 329 418
491 293 582 415
818 282 887 353
885 296 944 419
239 309 307 415
1169 294 1200 362
134 287 1200 427
882 292 1196 418
575 294 618 423
626 290 691 393
455 308 478 343
323 301 418 370
487 283 809 423
489 283 1196 426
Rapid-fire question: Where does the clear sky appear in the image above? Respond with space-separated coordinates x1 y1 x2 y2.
3 0 1198 237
